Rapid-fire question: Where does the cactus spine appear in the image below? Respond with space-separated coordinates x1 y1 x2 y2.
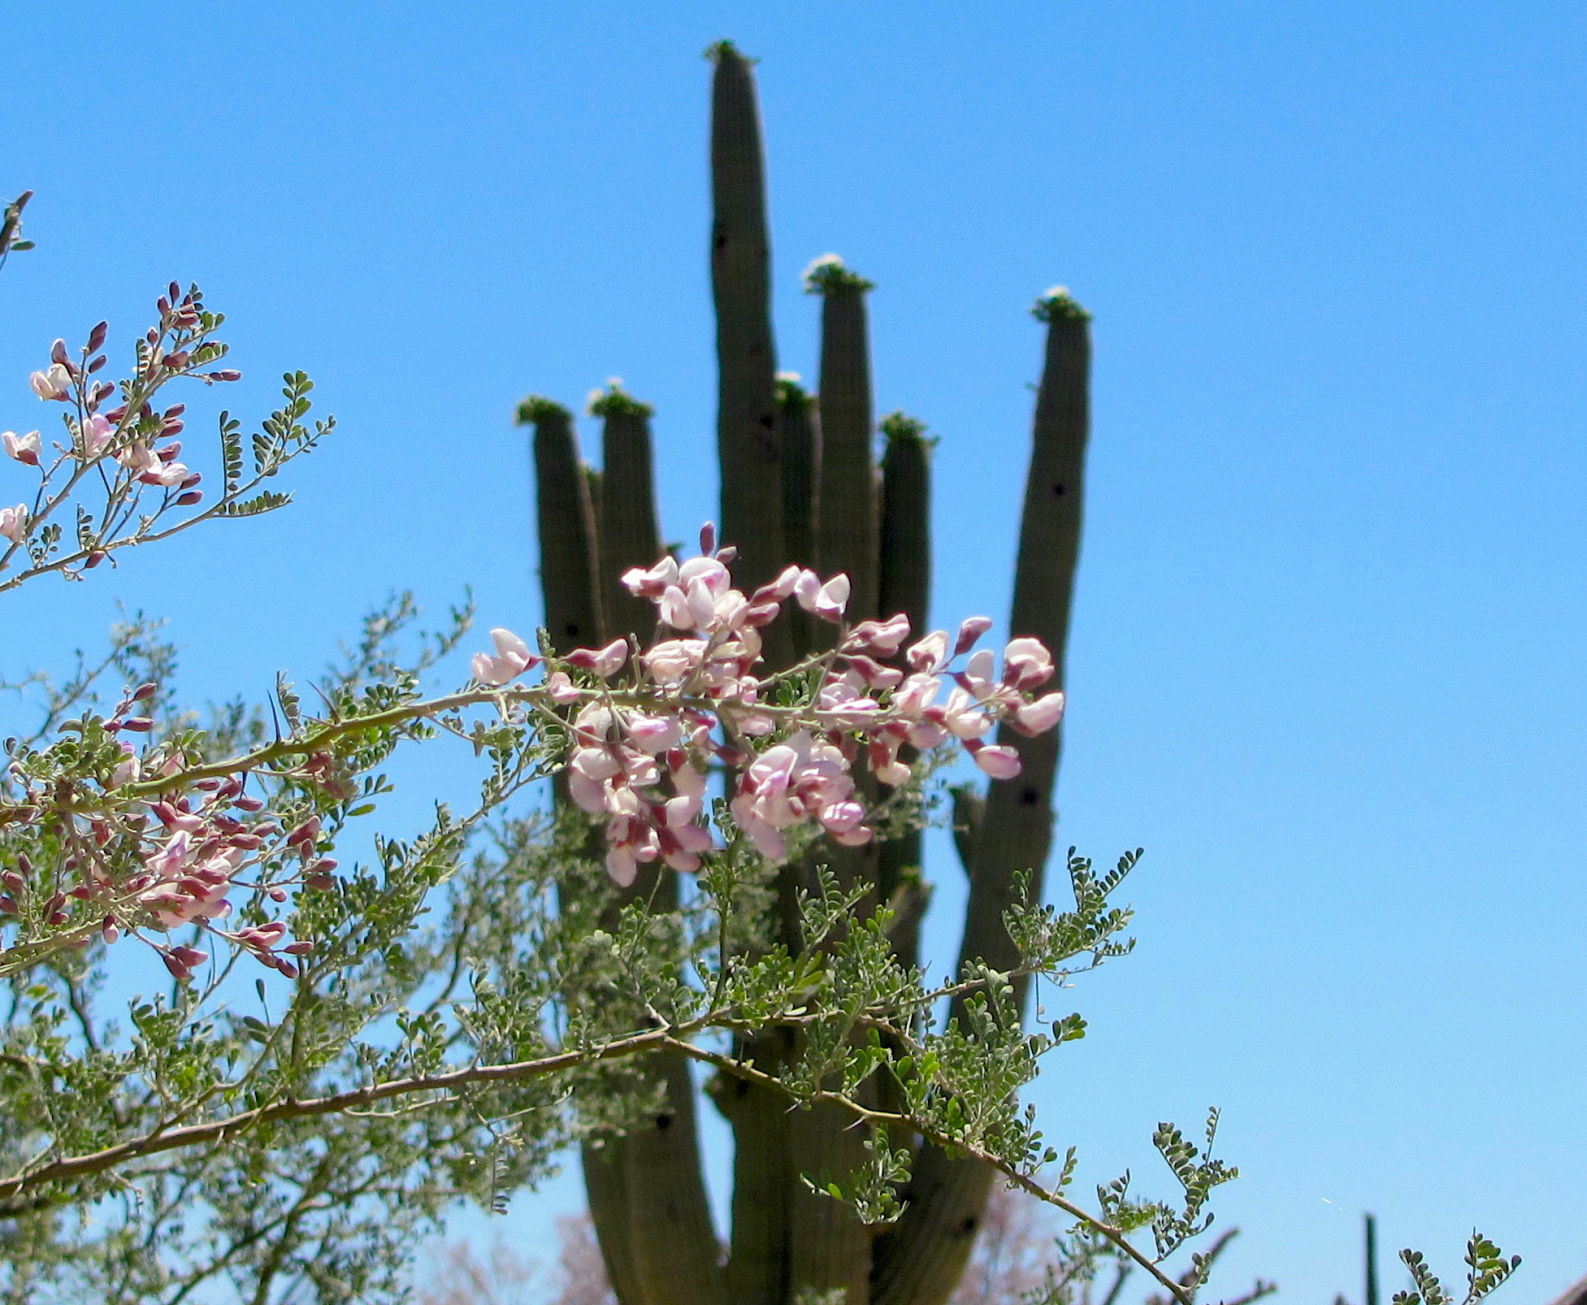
519 42 1091 1305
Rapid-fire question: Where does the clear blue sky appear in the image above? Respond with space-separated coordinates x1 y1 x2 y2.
5 3 1584 1300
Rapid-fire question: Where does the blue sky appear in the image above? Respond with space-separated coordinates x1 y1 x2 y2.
5 3 1585 1300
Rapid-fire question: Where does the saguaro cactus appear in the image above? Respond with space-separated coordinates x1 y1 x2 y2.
516 40 1091 1305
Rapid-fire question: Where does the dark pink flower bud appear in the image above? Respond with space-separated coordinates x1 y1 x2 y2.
50 338 68 365
954 616 995 656
88 321 109 351
698 522 716 555
175 491 202 506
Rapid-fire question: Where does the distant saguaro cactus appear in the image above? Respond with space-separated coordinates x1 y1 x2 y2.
516 40 1091 1305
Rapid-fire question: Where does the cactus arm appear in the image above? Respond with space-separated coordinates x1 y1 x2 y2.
581 1141 647 1304
525 393 725 1304
961 292 1090 990
777 262 894 1302
519 396 604 652
719 1030 797 1305
776 376 820 653
876 413 933 966
615 1049 728 1305
708 40 784 600
598 390 728 1305
594 386 664 641
704 41 810 1303
789 1101 875 1304
809 258 879 625
871 294 1091 1305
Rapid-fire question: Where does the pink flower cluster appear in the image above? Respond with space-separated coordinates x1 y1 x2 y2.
0 682 332 982
101 771 319 981
8 287 242 511
476 528 1065 886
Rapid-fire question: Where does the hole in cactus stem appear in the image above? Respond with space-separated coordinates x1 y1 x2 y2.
655 1113 673 1132
1051 482 1066 497
1019 787 1039 806
958 1216 979 1236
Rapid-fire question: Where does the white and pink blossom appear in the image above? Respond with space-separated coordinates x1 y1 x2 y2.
2 430 41 466
0 504 27 543
29 363 71 400
472 627 538 685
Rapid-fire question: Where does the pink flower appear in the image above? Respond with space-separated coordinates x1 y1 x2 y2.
621 555 680 598
144 459 191 488
953 616 995 655
626 713 682 753
791 569 851 623
941 687 993 740
752 564 805 603
642 638 706 685
108 744 141 788
1013 691 1065 736
472 627 538 685
0 504 27 543
568 746 621 814
845 613 912 658
565 638 629 679
2 430 40 466
545 670 581 703
79 414 113 458
1002 636 1055 689
605 844 640 887
906 630 951 673
115 442 160 476
969 743 1022 779
29 363 71 400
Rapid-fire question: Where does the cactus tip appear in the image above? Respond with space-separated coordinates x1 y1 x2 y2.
775 372 813 411
802 253 875 295
878 410 931 445
1031 285 1091 323
587 378 655 419
704 38 757 65
515 394 572 426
